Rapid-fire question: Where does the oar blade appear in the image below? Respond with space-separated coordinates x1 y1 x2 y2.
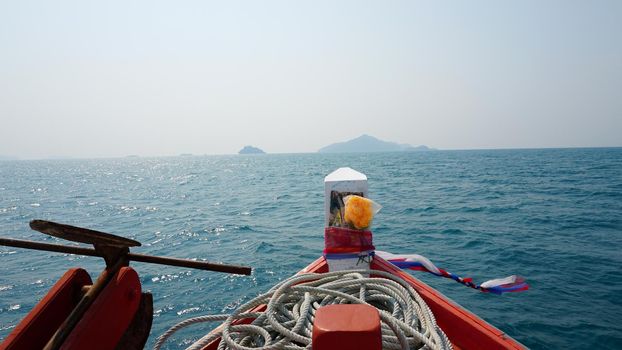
30 220 141 248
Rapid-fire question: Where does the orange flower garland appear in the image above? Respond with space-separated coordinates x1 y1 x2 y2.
344 195 374 229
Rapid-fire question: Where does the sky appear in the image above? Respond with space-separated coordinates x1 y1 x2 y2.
1 1 621 159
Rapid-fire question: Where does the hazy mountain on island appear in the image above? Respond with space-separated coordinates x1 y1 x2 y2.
239 145 266 154
318 134 433 153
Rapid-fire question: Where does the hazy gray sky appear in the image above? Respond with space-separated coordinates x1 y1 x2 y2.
1 1 620 158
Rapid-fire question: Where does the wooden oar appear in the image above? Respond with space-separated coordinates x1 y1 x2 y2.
0 237 251 275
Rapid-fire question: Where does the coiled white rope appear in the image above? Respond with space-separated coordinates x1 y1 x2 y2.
154 269 452 350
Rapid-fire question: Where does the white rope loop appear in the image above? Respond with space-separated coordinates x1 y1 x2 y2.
154 269 452 350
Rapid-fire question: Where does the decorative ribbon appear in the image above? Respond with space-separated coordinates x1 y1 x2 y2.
376 251 528 294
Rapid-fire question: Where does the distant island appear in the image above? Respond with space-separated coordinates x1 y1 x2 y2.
239 146 266 154
318 134 433 153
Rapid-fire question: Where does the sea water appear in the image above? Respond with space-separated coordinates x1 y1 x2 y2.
0 148 621 349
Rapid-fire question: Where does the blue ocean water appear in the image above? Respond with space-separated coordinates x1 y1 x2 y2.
0 148 621 349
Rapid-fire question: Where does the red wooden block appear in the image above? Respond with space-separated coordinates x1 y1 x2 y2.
61 267 141 350
312 304 381 350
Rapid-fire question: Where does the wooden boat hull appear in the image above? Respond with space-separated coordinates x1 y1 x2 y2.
203 255 525 350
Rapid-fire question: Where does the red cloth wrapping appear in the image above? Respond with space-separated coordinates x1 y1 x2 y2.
324 227 375 254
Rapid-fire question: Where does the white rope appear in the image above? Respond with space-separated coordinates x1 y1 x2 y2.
154 270 452 350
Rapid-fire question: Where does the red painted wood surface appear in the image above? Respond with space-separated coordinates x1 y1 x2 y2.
312 304 381 350
60 267 142 350
1 268 92 350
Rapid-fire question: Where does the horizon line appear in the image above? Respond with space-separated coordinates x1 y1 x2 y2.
2 145 621 161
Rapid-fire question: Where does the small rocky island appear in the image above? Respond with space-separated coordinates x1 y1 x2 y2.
238 146 266 154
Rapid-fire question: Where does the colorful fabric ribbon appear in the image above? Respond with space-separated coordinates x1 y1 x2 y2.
376 251 529 294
